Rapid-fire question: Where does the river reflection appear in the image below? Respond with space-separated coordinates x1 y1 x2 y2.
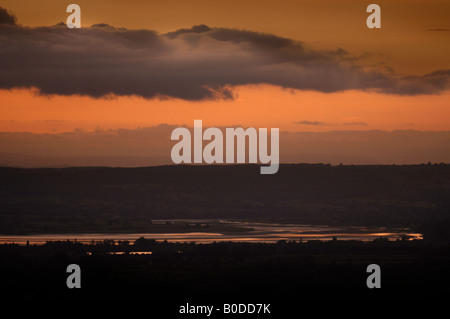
0 219 422 245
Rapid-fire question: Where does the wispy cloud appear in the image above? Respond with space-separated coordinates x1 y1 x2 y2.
343 122 367 126
295 121 367 126
295 121 330 126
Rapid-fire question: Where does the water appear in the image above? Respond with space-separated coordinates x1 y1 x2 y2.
0 219 422 245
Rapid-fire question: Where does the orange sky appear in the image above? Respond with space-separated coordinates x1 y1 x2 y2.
0 1 449 165
1 86 449 133
1 0 449 133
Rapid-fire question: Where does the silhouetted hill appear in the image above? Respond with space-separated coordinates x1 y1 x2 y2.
1 164 449 237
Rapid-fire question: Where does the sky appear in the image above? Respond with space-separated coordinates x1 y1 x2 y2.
0 0 449 165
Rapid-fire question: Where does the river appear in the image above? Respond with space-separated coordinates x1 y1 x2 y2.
0 219 422 245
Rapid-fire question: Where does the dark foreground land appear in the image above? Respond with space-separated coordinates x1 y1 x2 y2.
0 164 449 303
1 238 449 303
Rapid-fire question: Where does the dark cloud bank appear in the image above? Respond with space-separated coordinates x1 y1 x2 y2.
0 127 449 166
0 8 449 100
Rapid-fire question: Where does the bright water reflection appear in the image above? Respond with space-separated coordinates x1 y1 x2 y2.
0 219 422 245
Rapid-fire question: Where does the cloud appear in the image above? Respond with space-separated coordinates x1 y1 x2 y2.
0 10 449 100
0 7 16 25
295 121 330 126
343 122 367 126
295 121 367 127
0 124 177 158
1 127 449 166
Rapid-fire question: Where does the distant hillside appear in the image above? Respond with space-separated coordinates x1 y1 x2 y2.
0 164 449 236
